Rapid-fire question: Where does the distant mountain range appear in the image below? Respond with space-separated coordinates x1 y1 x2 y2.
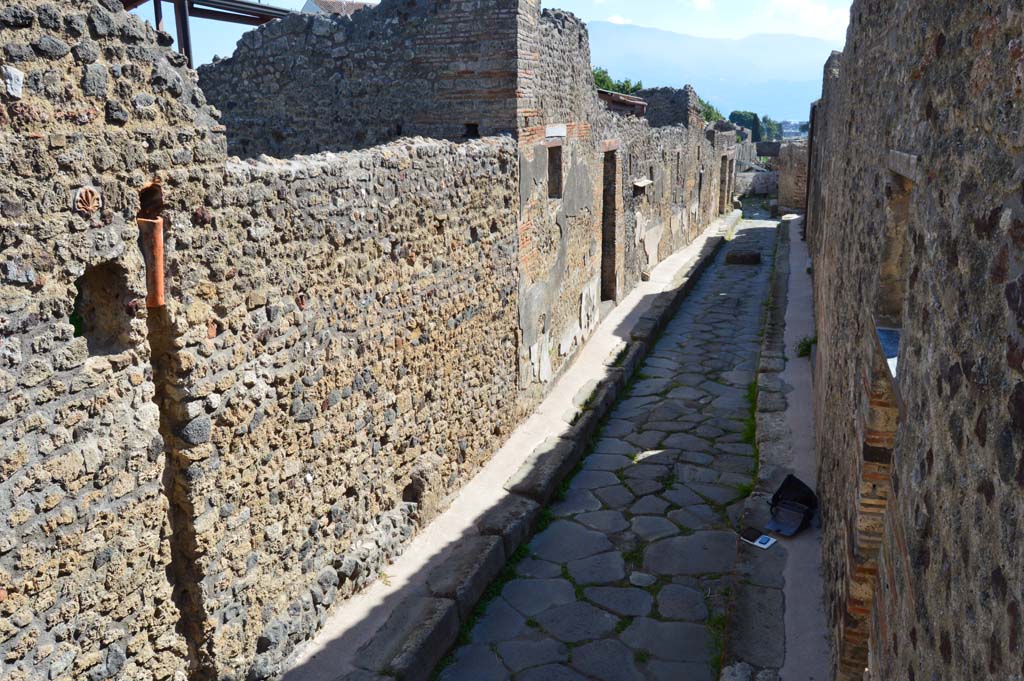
586 21 842 122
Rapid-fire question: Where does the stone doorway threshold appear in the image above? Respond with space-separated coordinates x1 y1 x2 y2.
281 211 742 681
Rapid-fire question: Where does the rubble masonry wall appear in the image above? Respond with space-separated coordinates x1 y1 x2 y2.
808 2 1024 679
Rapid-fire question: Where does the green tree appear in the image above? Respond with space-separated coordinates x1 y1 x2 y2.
761 116 783 141
592 67 643 95
728 110 757 129
729 110 764 140
699 97 724 122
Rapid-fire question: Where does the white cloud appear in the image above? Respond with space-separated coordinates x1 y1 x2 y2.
607 15 633 24
763 0 849 42
692 0 715 10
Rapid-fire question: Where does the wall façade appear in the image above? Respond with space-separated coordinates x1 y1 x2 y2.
0 1 227 679
2 1 742 679
197 0 520 158
808 2 1024 680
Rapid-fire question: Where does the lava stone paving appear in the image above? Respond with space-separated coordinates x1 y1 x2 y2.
440 221 777 681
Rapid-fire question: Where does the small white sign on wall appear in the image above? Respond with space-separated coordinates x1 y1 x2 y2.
546 124 567 139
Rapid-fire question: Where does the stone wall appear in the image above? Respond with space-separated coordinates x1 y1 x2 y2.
808 2 1024 680
198 0 520 158
1 1 739 679
513 5 736 398
777 141 808 211
0 1 227 679
736 170 778 197
170 139 520 679
637 85 703 129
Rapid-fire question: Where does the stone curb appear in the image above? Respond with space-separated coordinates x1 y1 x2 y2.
345 211 741 681
719 215 793 680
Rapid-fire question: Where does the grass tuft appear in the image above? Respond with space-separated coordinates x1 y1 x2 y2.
708 611 728 677
796 335 817 358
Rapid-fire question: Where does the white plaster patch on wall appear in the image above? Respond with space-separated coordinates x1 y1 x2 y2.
580 275 600 336
529 333 554 383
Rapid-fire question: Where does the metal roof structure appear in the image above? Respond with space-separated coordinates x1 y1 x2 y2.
123 0 293 66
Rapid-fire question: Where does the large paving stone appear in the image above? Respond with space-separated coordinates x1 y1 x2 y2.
577 510 629 533
517 664 588 681
536 602 620 642
667 505 721 530
647 660 714 681
630 494 671 515
551 489 601 516
529 521 613 563
592 438 637 455
643 532 736 576
620 617 712 662
517 558 562 579
662 432 713 451
501 579 576 617
657 584 708 621
496 639 568 673
470 597 526 644
622 463 670 480
675 465 719 483
438 644 508 681
624 478 663 496
568 470 620 490
631 516 680 541
570 639 644 681
736 541 787 589
662 485 704 507
355 596 458 681
594 484 635 508
623 430 667 450
584 586 653 616
689 482 740 505
583 454 633 471
730 584 785 668
427 535 505 621
567 551 625 584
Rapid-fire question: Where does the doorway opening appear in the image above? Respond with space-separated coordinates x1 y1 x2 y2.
718 155 729 213
601 151 618 302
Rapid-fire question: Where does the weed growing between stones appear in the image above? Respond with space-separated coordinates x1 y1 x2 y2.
796 335 817 357
743 381 761 481
535 508 555 532
708 610 728 678
433 544 532 678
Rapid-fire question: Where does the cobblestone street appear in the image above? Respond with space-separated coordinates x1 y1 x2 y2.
440 220 779 681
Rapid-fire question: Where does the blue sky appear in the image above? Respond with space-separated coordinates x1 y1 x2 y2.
132 0 849 67
554 0 849 44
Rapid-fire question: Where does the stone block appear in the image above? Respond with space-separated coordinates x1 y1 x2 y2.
354 597 459 681
504 437 583 505
475 494 540 557
426 535 505 622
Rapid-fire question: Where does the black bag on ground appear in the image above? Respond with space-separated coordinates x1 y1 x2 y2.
765 474 818 537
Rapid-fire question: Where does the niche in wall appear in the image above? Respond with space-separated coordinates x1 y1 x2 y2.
71 261 134 356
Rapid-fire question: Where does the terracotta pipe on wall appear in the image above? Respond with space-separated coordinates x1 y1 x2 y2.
138 217 165 308
138 181 166 309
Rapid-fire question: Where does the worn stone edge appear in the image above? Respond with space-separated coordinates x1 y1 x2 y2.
718 216 792 680
343 214 737 681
